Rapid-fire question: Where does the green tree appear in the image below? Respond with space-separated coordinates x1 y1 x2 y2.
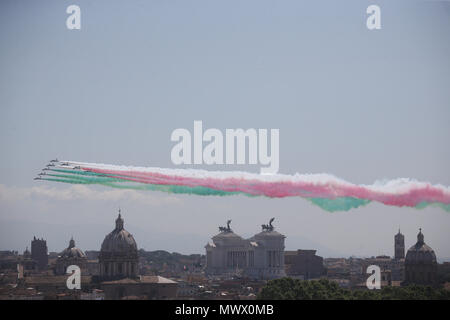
257 278 450 300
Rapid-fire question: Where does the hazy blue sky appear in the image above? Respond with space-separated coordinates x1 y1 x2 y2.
1 0 449 259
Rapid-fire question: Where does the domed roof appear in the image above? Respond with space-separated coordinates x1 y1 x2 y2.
101 212 138 253
252 230 285 239
59 238 86 259
405 229 437 265
212 231 244 241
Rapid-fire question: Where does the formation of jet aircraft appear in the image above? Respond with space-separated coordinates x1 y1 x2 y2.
35 159 63 180
34 159 85 181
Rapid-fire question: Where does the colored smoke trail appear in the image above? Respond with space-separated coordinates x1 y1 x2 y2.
36 161 450 212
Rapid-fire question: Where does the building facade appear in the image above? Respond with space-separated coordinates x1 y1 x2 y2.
31 237 48 270
404 229 438 285
101 276 178 300
97 210 178 299
360 255 405 282
394 229 405 260
98 212 139 280
205 219 286 280
285 249 325 279
55 238 88 275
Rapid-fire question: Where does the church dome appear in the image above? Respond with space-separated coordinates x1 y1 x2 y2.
59 238 86 259
100 213 138 253
405 229 437 265
99 211 139 280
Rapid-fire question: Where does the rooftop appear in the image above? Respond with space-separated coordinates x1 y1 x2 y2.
101 275 177 285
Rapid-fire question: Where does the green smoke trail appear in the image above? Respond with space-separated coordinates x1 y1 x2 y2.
49 169 162 187
42 178 89 184
49 169 251 197
47 172 125 184
307 198 450 212
45 172 243 196
42 170 450 212
50 168 108 177
51 168 132 179
308 197 371 212
97 181 241 196
46 174 110 184
416 201 450 212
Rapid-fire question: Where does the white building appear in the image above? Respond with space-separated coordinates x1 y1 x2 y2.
205 219 286 280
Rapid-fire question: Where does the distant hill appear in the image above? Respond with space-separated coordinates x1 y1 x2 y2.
138 249 204 267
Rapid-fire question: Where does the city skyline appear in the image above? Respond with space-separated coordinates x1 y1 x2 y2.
3 208 447 264
1 1 449 259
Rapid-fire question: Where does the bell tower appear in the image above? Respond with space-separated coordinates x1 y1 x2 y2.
394 228 405 259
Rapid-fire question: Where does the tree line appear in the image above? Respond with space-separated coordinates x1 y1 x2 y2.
257 278 450 300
